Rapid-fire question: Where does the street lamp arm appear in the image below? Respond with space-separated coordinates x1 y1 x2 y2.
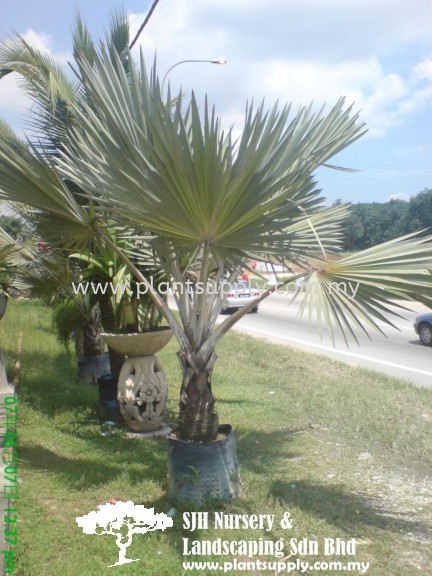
161 58 227 93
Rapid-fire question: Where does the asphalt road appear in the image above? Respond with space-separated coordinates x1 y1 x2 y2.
230 292 432 388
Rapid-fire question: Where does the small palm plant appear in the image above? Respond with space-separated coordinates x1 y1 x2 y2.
0 226 22 317
0 14 431 444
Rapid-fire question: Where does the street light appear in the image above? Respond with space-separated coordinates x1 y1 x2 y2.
161 58 227 93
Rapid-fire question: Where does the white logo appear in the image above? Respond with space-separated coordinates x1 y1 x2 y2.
76 500 173 567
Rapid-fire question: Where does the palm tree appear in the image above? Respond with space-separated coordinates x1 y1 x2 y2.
0 226 21 305
0 214 29 242
0 11 160 373
0 225 34 318
0 17 431 442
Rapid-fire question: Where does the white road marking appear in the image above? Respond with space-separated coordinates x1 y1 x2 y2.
237 325 432 378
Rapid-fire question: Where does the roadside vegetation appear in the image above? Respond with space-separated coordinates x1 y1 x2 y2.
2 300 431 575
342 188 432 251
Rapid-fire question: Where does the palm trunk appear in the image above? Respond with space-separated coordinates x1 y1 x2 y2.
176 360 219 442
99 291 124 381
81 317 104 357
0 292 7 320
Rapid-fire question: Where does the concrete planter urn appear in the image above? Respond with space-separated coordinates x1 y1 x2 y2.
101 328 173 432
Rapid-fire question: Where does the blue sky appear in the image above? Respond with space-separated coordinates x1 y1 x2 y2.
1 0 431 205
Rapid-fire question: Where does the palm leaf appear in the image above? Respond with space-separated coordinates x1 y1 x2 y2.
0 34 78 150
56 47 365 264
0 137 98 248
296 232 432 345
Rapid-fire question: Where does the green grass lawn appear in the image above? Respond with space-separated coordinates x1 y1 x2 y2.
1 300 431 575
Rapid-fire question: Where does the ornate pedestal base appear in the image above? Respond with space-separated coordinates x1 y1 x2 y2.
118 355 168 432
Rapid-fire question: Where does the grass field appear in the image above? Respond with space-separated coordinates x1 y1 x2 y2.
1 299 431 575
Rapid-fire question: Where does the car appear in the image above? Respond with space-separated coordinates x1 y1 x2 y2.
221 281 260 313
414 312 432 346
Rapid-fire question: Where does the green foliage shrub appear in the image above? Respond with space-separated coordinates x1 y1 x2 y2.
52 301 83 353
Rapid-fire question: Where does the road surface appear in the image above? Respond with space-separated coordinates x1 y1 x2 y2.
230 293 432 388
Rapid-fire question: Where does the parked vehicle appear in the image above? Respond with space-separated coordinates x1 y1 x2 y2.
414 312 432 346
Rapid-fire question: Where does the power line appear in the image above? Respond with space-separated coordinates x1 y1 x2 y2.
129 0 161 50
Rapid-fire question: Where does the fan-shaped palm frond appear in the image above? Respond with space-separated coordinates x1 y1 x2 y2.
58 48 364 262
295 232 432 345
0 33 78 151
0 225 33 295
0 132 100 249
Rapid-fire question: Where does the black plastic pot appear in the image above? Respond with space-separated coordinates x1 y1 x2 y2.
167 424 240 503
97 374 118 402
97 374 122 422
77 353 111 384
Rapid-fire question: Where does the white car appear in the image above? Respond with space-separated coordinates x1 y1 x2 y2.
221 281 260 313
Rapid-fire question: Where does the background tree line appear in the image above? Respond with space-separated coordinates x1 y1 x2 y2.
2 188 432 253
341 188 432 251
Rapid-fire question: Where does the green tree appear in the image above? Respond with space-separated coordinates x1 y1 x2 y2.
407 189 432 234
343 211 364 250
343 199 410 250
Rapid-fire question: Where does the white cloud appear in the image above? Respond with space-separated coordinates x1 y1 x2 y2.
0 74 31 116
132 0 432 63
1 2 432 141
398 143 431 159
20 28 72 66
21 28 53 52
386 193 411 201
0 29 72 133
412 58 432 82
128 0 432 136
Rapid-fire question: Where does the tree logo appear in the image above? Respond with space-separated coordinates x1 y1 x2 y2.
76 500 173 567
